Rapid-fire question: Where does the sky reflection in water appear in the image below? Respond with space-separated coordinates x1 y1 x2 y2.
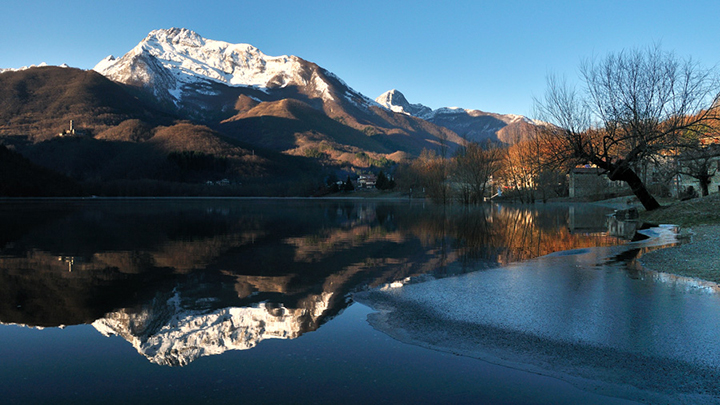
0 199 653 404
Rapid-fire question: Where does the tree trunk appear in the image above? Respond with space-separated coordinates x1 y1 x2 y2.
611 168 660 211
607 164 661 211
626 174 661 211
699 177 710 197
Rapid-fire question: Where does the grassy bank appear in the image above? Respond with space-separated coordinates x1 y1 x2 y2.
637 193 720 284
640 193 720 227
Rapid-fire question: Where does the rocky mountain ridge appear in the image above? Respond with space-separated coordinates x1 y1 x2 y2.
376 89 539 144
94 28 375 112
90 28 464 158
0 27 539 196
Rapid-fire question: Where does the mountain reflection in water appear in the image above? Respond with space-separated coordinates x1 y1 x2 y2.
0 199 622 366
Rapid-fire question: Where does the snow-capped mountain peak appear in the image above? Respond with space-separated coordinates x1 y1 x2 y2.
93 28 335 104
93 55 116 73
376 89 539 144
140 28 299 87
376 89 432 118
0 62 69 74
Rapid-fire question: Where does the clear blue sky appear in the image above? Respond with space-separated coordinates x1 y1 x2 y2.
2 0 719 116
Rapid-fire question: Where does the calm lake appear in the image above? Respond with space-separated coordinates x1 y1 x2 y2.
0 199 717 404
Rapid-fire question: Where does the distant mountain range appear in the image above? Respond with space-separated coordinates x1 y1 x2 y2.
376 89 539 144
92 28 464 157
0 28 538 195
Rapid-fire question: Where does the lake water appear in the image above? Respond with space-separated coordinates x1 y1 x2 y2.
0 198 716 404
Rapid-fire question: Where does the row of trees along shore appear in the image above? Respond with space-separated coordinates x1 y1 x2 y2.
396 45 720 211
394 136 565 206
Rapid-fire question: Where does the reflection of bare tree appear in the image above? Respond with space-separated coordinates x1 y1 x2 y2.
399 205 622 270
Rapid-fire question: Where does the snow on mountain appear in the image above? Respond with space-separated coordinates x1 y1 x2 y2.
0 62 69 74
376 89 534 125
92 289 333 366
95 28 298 87
376 89 433 118
93 28 364 108
376 89 539 143
92 56 116 74
89 28 481 156
424 106 536 126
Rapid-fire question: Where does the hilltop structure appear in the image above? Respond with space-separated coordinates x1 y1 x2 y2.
58 120 87 137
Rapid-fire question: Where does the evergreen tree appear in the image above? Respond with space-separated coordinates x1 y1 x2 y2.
326 173 340 193
376 170 388 190
326 172 339 186
343 175 354 192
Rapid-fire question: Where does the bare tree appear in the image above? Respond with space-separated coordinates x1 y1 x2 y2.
678 143 720 196
453 140 504 204
535 45 720 211
502 138 537 203
400 149 450 204
500 127 566 203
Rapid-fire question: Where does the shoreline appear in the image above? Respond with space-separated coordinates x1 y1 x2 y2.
2 194 715 284
639 224 720 284
588 194 720 285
